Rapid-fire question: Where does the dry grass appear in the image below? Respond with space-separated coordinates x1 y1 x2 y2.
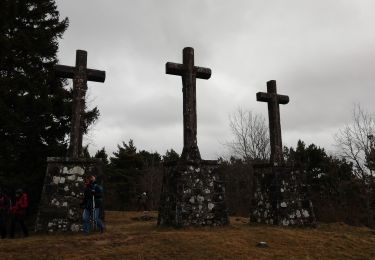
1 211 375 259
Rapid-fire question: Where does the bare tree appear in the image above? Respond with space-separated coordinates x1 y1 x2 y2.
226 108 270 161
334 104 375 179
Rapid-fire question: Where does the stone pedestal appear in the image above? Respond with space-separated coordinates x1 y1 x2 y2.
35 157 103 233
158 160 229 227
250 164 316 227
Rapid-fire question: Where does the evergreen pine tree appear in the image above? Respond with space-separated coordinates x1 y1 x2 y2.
0 0 98 210
94 147 109 165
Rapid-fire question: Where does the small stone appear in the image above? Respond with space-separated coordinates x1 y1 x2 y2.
280 202 287 208
257 241 269 248
208 203 215 210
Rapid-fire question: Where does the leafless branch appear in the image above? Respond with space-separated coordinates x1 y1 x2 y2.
225 108 270 161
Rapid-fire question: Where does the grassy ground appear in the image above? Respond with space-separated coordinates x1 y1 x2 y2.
1 211 375 259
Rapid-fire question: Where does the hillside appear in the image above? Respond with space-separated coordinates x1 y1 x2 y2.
0 211 374 259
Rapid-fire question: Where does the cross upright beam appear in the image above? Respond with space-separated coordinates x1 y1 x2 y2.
166 47 211 161
54 50 106 158
256 80 289 165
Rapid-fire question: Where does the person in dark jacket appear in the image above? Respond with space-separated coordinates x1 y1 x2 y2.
0 187 11 239
81 175 104 234
10 189 29 238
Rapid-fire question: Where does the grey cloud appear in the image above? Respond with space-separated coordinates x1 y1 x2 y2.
55 0 375 159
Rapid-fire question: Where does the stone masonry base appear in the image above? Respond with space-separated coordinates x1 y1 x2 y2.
250 165 316 227
158 160 229 227
35 157 102 233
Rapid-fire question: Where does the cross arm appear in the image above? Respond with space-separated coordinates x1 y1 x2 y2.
54 65 75 79
195 66 211 80
277 95 289 105
256 92 271 102
54 65 105 83
166 62 183 76
87 69 106 83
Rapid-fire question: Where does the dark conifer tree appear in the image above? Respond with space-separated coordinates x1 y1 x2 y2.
0 0 98 210
162 149 180 163
94 147 109 166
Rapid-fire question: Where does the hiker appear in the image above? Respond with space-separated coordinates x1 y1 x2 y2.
138 192 148 212
10 188 29 238
81 175 105 234
0 186 11 239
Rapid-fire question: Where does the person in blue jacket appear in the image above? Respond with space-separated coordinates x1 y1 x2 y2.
81 175 104 234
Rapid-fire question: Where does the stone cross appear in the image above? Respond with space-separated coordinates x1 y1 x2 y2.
54 50 106 158
166 47 211 161
256 80 289 165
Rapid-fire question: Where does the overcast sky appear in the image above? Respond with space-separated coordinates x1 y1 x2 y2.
55 0 375 159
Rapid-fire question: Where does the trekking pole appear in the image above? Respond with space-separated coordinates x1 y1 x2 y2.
92 195 96 231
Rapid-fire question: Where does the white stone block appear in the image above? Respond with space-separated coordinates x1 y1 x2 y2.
70 166 84 176
302 210 310 218
52 176 60 185
67 175 76 181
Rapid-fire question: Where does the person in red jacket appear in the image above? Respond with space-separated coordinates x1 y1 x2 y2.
10 189 29 238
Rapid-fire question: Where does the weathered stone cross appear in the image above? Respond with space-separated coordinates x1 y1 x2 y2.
256 80 289 165
166 47 211 161
54 50 106 158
